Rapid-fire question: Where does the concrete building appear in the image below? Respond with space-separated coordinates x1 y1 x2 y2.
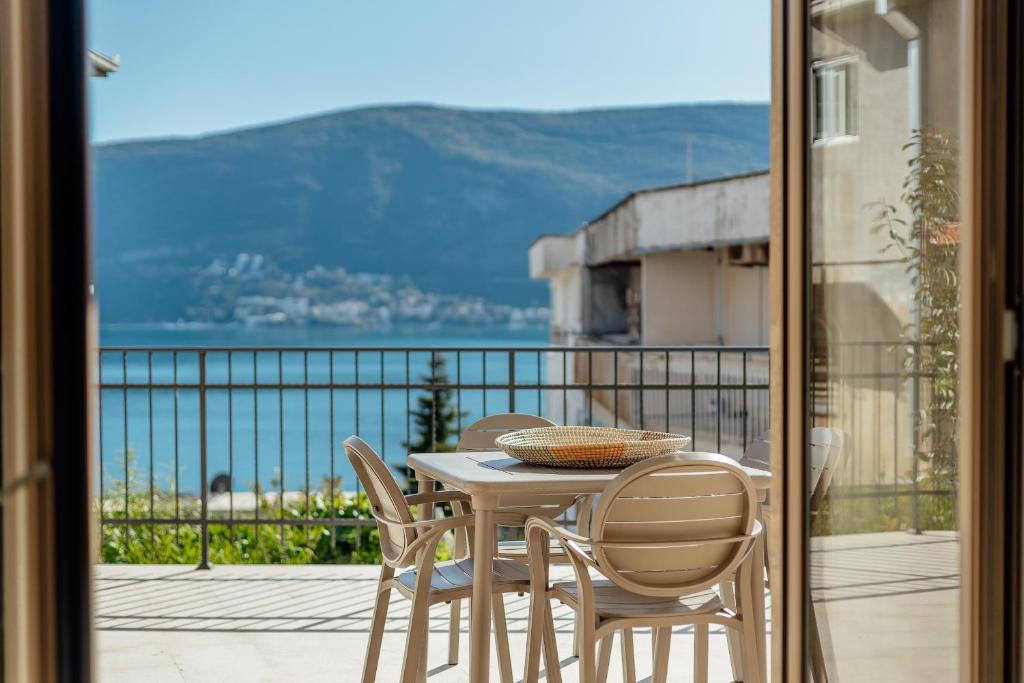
529 171 770 452
531 170 770 348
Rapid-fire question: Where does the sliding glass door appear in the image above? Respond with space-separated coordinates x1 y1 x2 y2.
803 0 964 678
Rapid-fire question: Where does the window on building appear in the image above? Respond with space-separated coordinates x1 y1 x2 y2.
812 57 857 141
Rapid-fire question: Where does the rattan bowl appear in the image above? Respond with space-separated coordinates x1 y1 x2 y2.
494 426 692 468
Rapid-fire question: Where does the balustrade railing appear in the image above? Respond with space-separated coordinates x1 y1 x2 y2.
96 344 770 566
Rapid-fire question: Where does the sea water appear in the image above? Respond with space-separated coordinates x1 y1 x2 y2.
98 324 550 503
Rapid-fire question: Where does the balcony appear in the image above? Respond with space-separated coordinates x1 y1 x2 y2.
95 342 955 680
93 343 769 678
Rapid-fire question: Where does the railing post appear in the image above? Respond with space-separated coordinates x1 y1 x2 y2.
909 354 922 535
508 351 516 412
197 350 211 569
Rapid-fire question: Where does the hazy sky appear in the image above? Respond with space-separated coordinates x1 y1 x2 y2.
87 1 770 143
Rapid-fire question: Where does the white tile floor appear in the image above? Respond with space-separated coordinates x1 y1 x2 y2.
95 530 961 682
95 563 758 682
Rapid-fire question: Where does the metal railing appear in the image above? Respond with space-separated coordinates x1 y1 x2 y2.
96 344 770 566
810 340 956 535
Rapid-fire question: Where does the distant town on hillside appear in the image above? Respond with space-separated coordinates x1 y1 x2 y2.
177 252 549 329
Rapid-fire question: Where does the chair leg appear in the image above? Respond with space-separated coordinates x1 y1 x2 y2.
694 623 709 683
720 581 745 681
418 623 429 683
542 602 563 683
652 627 671 683
492 594 514 683
737 574 763 683
525 593 544 683
620 628 637 683
809 606 832 683
448 599 461 665
596 635 613 683
447 525 468 665
572 609 582 657
740 620 762 683
401 578 432 683
577 614 598 682
362 565 394 683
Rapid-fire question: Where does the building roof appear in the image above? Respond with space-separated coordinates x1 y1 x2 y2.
532 170 770 270
584 169 769 228
529 169 769 250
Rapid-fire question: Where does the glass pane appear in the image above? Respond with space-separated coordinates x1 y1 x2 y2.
807 1 963 679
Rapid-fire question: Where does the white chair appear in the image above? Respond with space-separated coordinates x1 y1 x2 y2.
524 453 766 683
345 436 557 683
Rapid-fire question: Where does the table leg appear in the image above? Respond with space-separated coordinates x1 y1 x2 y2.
470 504 495 682
416 473 435 521
413 473 435 682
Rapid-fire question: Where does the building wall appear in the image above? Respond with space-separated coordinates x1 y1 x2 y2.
585 197 638 266
639 249 769 347
722 260 770 345
640 250 717 345
546 268 584 342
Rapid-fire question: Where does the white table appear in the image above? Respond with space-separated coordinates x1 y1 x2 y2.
408 450 771 682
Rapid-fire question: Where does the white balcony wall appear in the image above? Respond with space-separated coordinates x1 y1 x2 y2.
528 233 581 279
548 268 584 342
722 261 770 345
636 172 769 252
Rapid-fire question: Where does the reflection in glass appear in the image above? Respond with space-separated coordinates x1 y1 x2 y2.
806 0 962 679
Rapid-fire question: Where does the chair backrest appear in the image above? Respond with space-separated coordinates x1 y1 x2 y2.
589 453 758 597
808 427 833 498
455 413 556 451
740 428 837 509
811 428 848 511
457 414 577 519
739 430 771 470
343 436 415 565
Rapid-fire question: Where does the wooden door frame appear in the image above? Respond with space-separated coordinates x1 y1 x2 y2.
769 0 806 680
0 0 93 680
770 0 1019 680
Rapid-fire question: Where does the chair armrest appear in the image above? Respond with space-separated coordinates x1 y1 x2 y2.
405 490 472 506
524 515 600 606
524 515 596 568
397 511 526 564
403 511 525 534
524 515 590 546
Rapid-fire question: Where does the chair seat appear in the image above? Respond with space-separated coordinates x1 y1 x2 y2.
551 580 727 619
394 557 530 601
496 537 572 559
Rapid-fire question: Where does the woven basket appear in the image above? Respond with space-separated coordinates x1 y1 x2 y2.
495 426 691 468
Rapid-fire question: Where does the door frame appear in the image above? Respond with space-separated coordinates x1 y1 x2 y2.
770 0 1019 679
769 0 807 680
0 0 93 680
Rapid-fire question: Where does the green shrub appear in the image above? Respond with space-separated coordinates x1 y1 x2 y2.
99 486 451 565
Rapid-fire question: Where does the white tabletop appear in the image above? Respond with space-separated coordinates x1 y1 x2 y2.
407 450 771 500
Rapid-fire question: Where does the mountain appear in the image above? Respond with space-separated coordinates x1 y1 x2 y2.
92 102 770 322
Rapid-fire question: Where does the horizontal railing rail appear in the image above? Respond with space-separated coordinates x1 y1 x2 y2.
96 344 770 567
